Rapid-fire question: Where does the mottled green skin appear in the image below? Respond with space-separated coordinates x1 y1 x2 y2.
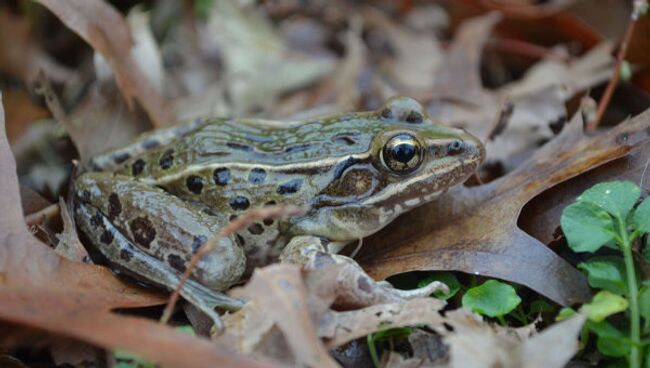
74 96 485 293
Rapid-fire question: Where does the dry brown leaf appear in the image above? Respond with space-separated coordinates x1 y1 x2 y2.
206 0 334 116
424 13 613 169
320 298 446 349
220 264 339 367
443 309 585 368
34 0 174 128
363 8 443 92
361 107 650 305
0 94 273 368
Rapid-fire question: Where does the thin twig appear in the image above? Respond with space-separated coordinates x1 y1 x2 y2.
159 204 306 325
586 12 640 131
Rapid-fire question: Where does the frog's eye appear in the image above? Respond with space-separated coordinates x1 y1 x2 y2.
382 134 424 174
447 140 464 154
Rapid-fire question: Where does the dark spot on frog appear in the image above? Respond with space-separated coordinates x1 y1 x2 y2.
247 223 264 235
334 135 356 146
213 167 231 186
186 175 204 194
108 193 122 219
318 237 330 247
235 234 246 246
191 235 207 253
229 214 238 222
132 159 145 176
380 107 392 119
120 248 133 262
129 217 156 249
142 139 160 149
284 143 311 154
248 168 267 184
357 276 372 293
112 151 131 164
314 252 336 268
229 196 250 211
405 110 423 124
264 200 277 206
549 115 567 135
226 142 252 152
100 229 114 245
277 178 302 195
167 254 187 273
263 218 274 226
159 149 174 169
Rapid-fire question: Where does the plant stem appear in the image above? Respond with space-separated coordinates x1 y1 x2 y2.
619 217 641 368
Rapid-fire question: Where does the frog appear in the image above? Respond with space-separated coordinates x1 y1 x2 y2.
72 96 485 330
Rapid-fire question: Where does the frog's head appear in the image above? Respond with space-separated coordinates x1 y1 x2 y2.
291 96 485 241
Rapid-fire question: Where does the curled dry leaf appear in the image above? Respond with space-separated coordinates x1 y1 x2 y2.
34 0 174 128
220 264 339 367
361 107 650 306
443 309 585 368
0 95 272 368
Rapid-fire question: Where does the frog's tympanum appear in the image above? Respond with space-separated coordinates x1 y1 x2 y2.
73 96 485 328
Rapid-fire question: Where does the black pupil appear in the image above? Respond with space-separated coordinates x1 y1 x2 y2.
391 143 416 163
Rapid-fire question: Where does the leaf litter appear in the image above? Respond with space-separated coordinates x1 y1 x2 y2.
2 0 650 367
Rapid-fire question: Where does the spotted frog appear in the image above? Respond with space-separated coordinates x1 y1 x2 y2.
73 96 484 328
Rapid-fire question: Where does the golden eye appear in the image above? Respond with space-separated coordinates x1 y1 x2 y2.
381 134 424 174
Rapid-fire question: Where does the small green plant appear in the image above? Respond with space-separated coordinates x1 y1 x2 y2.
461 279 522 324
560 180 650 368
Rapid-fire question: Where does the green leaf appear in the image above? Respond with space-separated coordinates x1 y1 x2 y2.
633 196 650 234
585 320 630 357
418 272 461 300
462 280 521 318
561 201 616 253
576 181 640 219
529 300 555 316
597 336 631 357
579 290 628 322
556 307 577 321
577 257 627 295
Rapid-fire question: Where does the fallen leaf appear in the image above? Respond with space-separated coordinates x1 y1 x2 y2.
361 107 650 306
443 308 585 368
220 264 339 367
206 0 334 115
34 0 174 128
0 94 272 368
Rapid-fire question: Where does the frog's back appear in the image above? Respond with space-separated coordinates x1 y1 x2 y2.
109 114 381 181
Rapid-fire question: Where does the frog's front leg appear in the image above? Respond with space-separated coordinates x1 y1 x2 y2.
279 236 447 308
73 173 246 328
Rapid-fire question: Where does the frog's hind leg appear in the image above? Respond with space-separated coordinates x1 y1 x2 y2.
74 202 243 330
73 172 246 329
280 236 448 308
